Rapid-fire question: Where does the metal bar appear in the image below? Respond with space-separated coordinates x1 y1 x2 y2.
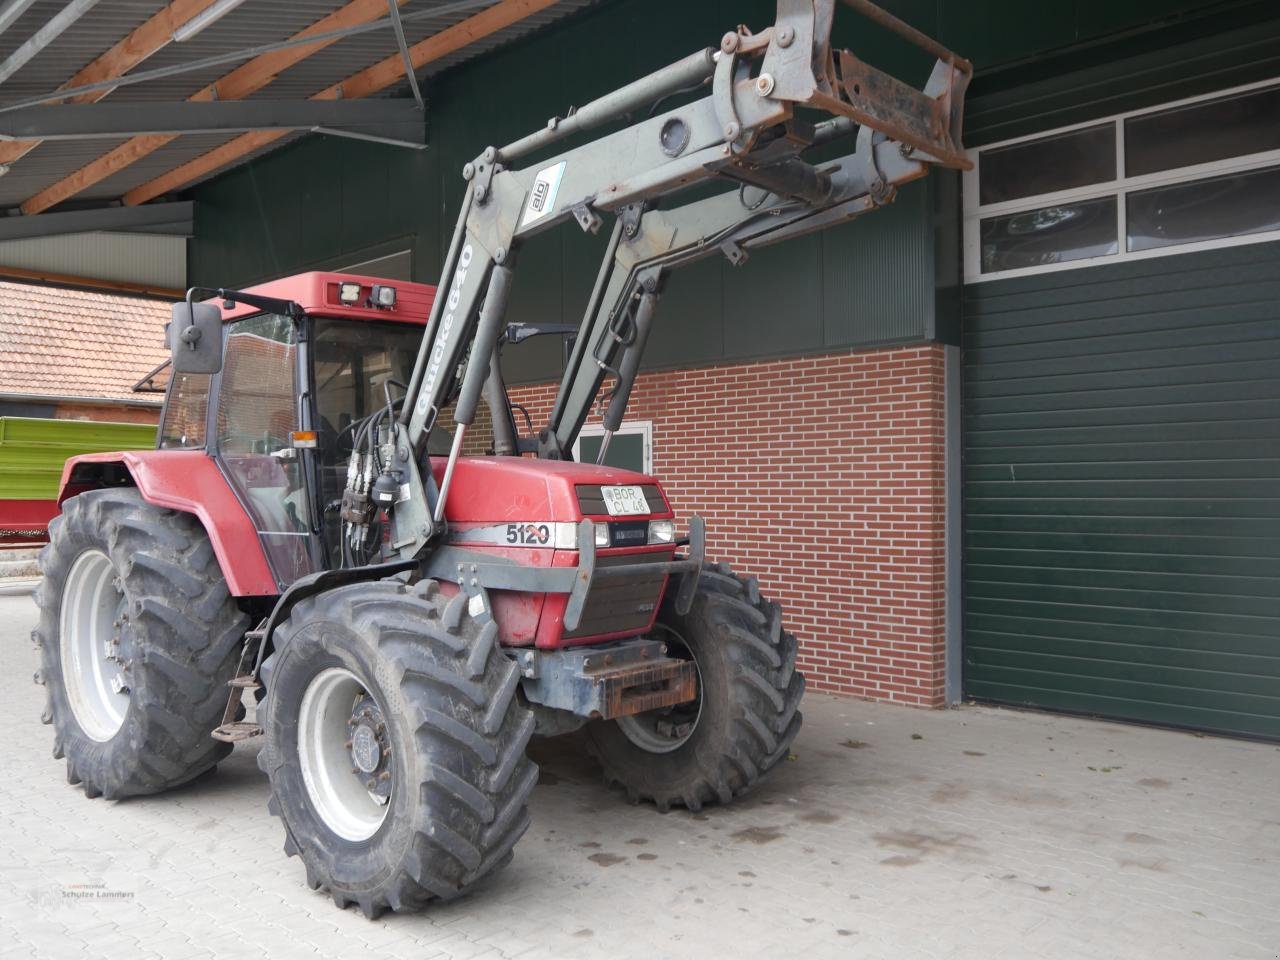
548 218 622 433
0 0 40 38
433 426 467 524
0 201 193 241
454 265 515 426
601 290 657 433
386 0 425 111
310 126 427 150
593 431 612 466
590 558 700 580
563 519 596 632
0 99 424 141
673 516 705 615
499 48 716 162
840 0 971 71
131 358 171 394
484 350 518 456
172 0 248 43
400 189 473 431
0 0 102 86
0 0 494 115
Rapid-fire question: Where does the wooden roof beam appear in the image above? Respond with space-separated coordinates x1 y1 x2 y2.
20 0 404 216
122 0 561 208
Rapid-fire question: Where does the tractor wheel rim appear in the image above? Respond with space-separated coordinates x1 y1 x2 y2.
297 667 391 842
59 549 130 742
616 626 702 754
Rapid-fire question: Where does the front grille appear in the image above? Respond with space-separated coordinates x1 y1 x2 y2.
563 552 668 639
576 483 666 516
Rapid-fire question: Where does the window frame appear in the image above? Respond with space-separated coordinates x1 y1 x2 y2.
963 75 1280 283
572 420 653 474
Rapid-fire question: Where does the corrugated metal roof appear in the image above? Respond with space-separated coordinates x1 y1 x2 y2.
0 0 598 209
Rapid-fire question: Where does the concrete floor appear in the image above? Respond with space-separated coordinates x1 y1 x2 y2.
1 592 1277 960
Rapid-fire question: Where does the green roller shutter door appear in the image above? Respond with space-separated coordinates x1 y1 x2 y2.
961 241 1280 739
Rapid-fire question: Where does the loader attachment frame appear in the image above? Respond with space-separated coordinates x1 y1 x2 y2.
351 0 970 563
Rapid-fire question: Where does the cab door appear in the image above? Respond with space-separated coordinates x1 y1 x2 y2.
213 313 320 587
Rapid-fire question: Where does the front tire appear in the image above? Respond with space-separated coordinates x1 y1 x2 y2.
258 579 537 918
33 488 249 800
585 562 804 811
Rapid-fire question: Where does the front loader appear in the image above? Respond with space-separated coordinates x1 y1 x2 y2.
34 0 970 916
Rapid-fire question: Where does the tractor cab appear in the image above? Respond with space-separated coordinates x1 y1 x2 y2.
160 272 431 583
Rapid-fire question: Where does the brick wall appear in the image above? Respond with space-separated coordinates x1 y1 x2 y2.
54 402 159 425
486 344 949 706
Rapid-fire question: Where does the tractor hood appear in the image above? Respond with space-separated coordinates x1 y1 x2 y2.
428 456 673 525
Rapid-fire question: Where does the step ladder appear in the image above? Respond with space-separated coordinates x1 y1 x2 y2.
211 623 268 743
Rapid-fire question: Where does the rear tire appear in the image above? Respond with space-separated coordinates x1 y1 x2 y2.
258 579 537 918
585 562 804 811
33 488 249 800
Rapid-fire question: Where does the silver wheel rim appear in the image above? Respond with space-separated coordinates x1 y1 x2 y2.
297 667 390 842
59 549 130 742
616 627 703 754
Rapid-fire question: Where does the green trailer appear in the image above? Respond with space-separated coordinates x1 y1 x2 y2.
0 417 156 543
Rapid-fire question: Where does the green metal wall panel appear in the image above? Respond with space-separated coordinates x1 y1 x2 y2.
961 242 1280 739
0 417 156 500
965 8 1280 145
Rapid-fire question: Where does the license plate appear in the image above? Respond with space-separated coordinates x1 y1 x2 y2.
601 485 649 516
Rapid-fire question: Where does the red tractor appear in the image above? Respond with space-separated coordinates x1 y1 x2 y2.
34 1 968 916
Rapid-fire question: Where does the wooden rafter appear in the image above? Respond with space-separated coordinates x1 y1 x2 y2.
0 0 223 168
122 0 561 208
20 0 404 216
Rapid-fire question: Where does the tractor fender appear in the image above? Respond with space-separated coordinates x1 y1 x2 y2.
59 450 278 597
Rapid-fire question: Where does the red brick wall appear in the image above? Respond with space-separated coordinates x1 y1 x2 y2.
496 344 948 706
54 402 160 425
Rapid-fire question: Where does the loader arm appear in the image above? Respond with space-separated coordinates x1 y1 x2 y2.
372 0 970 562
543 121 938 458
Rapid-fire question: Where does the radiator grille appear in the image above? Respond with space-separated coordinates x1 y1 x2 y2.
563 552 669 639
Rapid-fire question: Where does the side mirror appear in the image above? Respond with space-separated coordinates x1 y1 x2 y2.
169 301 223 374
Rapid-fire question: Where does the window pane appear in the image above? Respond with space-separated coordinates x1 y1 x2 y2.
312 318 423 567
578 432 646 473
1126 164 1280 252
217 314 298 453
979 124 1116 205
159 372 210 449
216 314 312 585
980 197 1118 273
1125 85 1280 177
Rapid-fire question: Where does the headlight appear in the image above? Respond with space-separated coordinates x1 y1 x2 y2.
594 522 610 547
648 519 676 544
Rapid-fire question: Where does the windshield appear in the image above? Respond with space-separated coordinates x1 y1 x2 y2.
313 318 420 431
312 317 422 564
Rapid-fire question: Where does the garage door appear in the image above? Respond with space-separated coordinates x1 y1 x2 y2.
962 241 1280 739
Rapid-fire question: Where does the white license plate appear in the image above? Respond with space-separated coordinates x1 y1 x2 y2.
601 485 649 516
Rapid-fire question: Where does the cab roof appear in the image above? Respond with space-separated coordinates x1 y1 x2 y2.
212 272 434 326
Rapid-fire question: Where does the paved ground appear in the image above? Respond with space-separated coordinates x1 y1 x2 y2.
2 592 1277 960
